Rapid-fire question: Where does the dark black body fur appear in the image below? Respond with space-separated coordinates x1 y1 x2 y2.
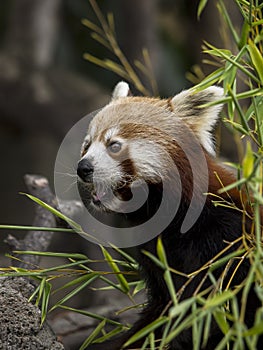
86 187 262 350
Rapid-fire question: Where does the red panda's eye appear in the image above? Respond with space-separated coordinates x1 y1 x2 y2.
108 141 122 153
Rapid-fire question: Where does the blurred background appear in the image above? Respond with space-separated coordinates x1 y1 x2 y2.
0 0 242 346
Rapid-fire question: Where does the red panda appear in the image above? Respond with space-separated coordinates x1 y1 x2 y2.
77 82 261 349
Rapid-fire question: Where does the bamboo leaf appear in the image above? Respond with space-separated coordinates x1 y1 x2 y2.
242 142 254 178
58 305 122 326
0 224 74 233
12 251 88 260
53 274 93 294
81 18 105 36
247 39 263 84
41 280 51 325
204 42 260 83
164 269 177 305
142 250 166 270
88 325 124 346
124 317 168 347
132 280 145 296
156 237 168 265
102 247 129 293
90 32 112 50
169 298 195 318
243 321 263 336
217 0 240 46
51 273 99 311
204 290 234 309
213 309 230 334
197 0 208 19
21 193 83 233
218 177 247 194
80 319 106 349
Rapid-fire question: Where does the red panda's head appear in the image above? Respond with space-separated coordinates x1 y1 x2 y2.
77 82 224 215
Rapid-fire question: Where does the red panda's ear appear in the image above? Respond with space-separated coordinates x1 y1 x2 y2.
170 86 224 155
112 81 132 100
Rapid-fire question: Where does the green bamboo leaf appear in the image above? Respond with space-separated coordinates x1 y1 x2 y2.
13 251 88 260
169 298 194 318
247 39 263 84
53 274 94 294
222 62 237 89
164 269 177 305
132 280 145 296
217 177 246 194
165 309 203 344
142 250 165 270
197 0 208 19
81 18 105 37
90 32 112 51
242 142 254 178
214 330 234 350
208 249 245 272
21 193 100 243
21 193 83 233
227 87 250 132
239 20 250 49
253 192 263 205
255 30 263 44
102 247 129 293
57 305 122 326
124 316 168 347
156 237 168 265
84 53 130 80
80 319 106 349
217 0 240 46
243 321 263 337
202 312 212 348
213 309 230 334
41 280 51 325
204 290 234 309
111 245 137 264
107 12 115 34
193 68 225 91
36 277 46 306
0 225 74 233
203 48 232 58
192 302 204 350
204 42 260 83
89 325 124 346
50 273 99 311
103 59 130 78
226 120 249 135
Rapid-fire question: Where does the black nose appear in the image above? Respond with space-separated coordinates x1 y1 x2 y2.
77 159 94 182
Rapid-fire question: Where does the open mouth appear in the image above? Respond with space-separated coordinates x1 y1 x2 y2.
77 177 134 212
91 184 133 209
91 189 107 206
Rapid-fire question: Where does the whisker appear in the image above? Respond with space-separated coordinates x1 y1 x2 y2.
61 180 78 195
55 171 77 178
56 160 77 172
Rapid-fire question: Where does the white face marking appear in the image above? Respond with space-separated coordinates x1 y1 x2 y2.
104 126 120 142
129 140 165 181
82 141 122 185
89 124 96 139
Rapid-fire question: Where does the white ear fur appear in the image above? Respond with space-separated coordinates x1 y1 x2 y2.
112 81 130 99
171 86 224 155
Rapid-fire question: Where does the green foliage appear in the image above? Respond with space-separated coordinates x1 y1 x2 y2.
0 0 262 349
